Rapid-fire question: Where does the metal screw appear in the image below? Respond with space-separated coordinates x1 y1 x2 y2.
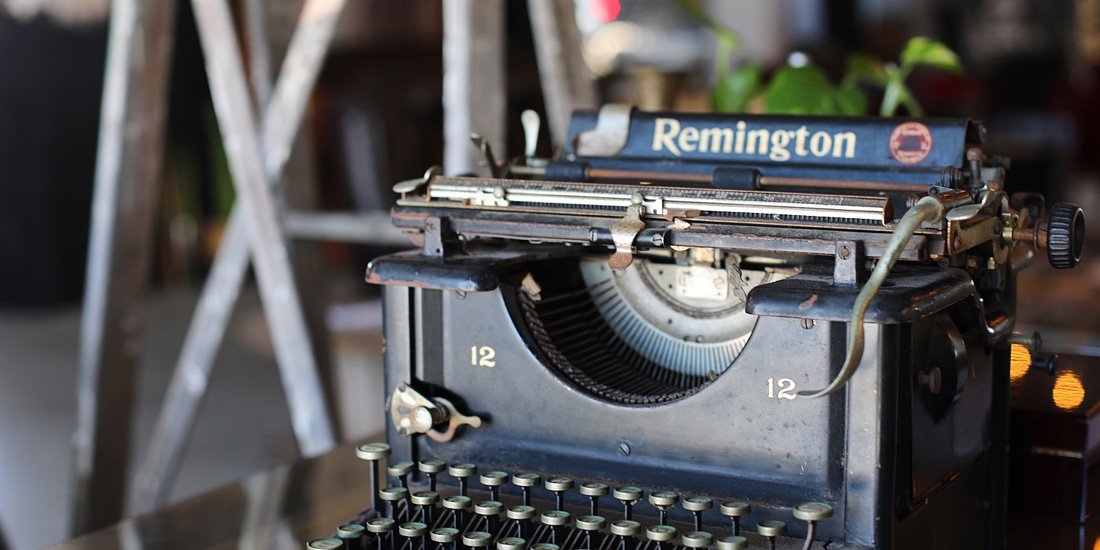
838 245 851 260
800 318 815 330
618 442 631 456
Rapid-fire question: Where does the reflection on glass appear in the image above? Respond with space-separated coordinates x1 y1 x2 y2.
1052 370 1086 411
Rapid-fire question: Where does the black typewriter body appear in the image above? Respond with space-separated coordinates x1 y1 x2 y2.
334 107 1086 550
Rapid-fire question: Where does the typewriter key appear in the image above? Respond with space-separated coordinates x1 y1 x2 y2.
448 464 477 496
480 471 509 501
648 491 679 525
544 477 574 511
793 501 833 549
307 538 344 550
443 495 472 530
418 459 446 491
462 532 493 549
576 515 607 550
531 545 559 550
579 482 609 515
400 522 429 550
431 527 460 550
612 487 643 520
507 505 537 538
719 501 750 537
540 510 571 544
336 522 366 543
512 472 541 505
356 442 390 513
367 518 396 533
646 525 676 550
715 535 748 550
496 537 526 550
682 496 713 531
681 531 714 549
389 461 415 499
474 500 504 534
755 520 786 550
412 491 440 525
379 487 409 522
610 519 640 550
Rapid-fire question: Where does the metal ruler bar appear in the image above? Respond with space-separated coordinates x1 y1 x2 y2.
71 0 176 535
127 0 346 513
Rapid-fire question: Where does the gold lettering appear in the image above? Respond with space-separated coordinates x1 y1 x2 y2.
769 131 794 161
679 126 699 152
652 118 681 156
832 131 857 158
809 131 831 157
746 128 769 155
699 127 734 153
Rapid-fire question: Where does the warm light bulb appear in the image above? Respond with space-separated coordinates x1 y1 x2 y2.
1053 371 1086 411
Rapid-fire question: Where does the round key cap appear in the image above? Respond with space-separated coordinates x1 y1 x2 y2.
480 471 509 487
379 486 408 502
307 538 344 550
649 491 679 507
682 496 714 512
681 531 713 548
443 495 472 510
448 463 477 478
612 486 642 501
575 515 607 531
475 500 503 516
388 461 414 477
497 537 526 550
411 491 439 506
398 522 428 538
716 535 748 550
646 525 676 542
431 527 459 544
366 518 395 533
507 505 537 520
532 545 559 550
355 442 390 461
579 482 609 497
720 501 751 517
540 510 571 526
512 472 541 487
609 520 641 537
336 523 366 539
793 502 834 522
462 532 493 548
544 477 574 492
756 520 786 537
418 459 446 474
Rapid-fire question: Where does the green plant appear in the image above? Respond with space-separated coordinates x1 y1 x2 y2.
673 1 963 116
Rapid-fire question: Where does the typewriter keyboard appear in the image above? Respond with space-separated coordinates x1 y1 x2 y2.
304 443 840 550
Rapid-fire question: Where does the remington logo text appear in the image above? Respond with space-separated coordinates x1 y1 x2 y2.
651 118 857 161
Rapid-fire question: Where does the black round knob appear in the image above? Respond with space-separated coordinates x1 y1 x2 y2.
1047 203 1084 269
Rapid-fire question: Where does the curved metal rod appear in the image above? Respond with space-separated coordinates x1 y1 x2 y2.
799 196 945 398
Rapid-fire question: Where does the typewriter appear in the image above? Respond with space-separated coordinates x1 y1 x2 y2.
310 106 1087 550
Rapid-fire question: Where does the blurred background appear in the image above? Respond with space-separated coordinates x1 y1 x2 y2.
1 0 1098 548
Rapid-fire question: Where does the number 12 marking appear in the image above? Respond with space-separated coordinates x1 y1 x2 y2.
767 377 797 399
470 345 496 368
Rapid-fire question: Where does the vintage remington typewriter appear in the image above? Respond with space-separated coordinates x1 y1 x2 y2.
309 106 1086 550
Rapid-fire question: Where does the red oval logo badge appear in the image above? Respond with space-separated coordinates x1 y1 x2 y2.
889 122 933 165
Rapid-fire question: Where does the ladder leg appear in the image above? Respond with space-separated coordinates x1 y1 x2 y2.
71 0 176 536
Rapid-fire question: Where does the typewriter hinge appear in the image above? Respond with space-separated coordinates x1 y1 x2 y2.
608 194 647 270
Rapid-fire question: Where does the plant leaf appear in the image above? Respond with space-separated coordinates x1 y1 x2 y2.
763 65 838 115
712 64 763 112
832 87 868 116
842 53 887 88
899 36 963 74
880 78 903 116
